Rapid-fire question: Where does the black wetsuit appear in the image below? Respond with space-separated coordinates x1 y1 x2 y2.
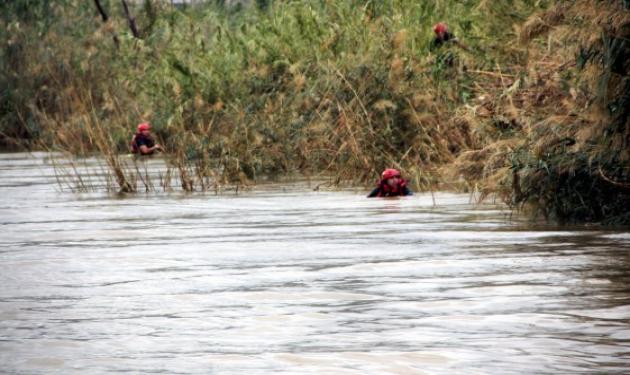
430 31 456 50
131 133 156 154
367 180 413 198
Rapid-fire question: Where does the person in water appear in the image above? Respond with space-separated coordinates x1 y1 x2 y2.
367 168 413 197
130 122 162 155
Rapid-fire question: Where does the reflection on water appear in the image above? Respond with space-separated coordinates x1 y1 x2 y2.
1 152 629 374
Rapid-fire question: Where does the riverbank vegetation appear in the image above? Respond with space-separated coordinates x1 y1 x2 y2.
1 0 628 223
453 0 629 224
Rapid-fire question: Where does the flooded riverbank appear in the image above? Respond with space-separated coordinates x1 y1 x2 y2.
1 153 629 374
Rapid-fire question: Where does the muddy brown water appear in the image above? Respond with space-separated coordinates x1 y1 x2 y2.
1 152 629 374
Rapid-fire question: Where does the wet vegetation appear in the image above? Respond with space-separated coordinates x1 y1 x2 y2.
1 0 628 223
453 0 630 224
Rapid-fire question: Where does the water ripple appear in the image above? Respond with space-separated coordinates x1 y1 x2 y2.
0 153 629 374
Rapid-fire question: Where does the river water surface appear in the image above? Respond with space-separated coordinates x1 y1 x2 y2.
1 152 629 374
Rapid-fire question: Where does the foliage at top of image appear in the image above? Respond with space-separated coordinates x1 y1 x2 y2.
1 0 628 224
1 0 541 167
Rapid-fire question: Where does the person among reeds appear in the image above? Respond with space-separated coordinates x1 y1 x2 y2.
430 22 468 51
130 122 162 155
367 169 413 198
430 23 469 70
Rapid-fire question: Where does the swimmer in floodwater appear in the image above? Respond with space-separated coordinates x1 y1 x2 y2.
367 168 413 197
130 122 163 155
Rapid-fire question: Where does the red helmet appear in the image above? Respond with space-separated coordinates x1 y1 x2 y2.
433 23 448 35
382 168 401 180
137 122 151 132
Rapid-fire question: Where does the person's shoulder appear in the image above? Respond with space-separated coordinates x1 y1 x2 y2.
367 186 381 198
402 183 413 196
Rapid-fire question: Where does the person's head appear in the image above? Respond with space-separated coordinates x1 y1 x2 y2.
433 22 448 38
381 168 402 187
137 122 151 135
